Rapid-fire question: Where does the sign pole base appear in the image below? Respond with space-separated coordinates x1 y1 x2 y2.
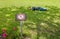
20 21 23 39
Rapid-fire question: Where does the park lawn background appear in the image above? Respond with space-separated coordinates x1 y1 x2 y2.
0 0 60 39
0 0 60 8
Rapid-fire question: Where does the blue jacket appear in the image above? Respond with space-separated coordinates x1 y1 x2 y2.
31 7 47 11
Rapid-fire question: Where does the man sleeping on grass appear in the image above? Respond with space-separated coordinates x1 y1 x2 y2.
28 7 47 11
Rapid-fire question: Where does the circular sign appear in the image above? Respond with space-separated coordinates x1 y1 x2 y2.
17 15 24 19
16 14 26 21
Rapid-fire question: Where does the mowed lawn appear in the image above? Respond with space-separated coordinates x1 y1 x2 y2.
0 0 60 39
0 0 60 8
0 6 60 39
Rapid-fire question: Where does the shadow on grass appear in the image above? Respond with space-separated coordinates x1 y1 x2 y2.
24 6 60 39
0 6 60 39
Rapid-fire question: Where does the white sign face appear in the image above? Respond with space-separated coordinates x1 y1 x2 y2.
16 14 26 21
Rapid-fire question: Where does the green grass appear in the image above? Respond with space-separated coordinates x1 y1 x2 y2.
0 0 60 39
0 0 60 8
0 6 60 39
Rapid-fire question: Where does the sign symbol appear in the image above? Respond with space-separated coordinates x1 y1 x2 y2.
16 14 26 21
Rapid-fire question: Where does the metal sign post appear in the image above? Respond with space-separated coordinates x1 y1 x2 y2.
16 14 26 39
20 21 23 39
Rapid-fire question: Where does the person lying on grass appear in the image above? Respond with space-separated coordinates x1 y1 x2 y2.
28 7 47 11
